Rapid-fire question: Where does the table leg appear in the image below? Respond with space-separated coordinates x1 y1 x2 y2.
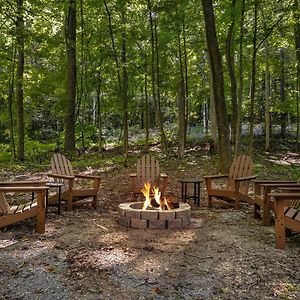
184 183 187 203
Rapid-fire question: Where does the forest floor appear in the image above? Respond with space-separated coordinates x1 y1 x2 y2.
0 144 300 300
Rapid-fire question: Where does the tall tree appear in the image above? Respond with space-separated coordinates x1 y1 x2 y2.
201 0 231 172
65 0 77 153
248 0 258 156
235 0 245 154
16 0 25 161
294 0 300 150
225 0 238 148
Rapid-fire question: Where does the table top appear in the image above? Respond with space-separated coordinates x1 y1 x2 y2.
178 178 203 183
46 182 64 187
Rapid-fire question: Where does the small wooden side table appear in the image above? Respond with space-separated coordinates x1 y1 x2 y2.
46 182 63 215
178 178 202 206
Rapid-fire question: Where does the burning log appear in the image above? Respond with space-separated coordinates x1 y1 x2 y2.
141 182 179 210
165 192 179 209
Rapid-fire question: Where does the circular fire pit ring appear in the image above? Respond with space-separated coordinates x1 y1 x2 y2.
118 202 191 229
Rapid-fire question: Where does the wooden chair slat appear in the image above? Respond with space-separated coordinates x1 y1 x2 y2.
130 155 168 200
285 207 298 219
0 193 10 215
204 154 255 210
49 153 101 210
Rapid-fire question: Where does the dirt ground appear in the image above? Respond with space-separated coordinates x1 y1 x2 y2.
0 153 300 300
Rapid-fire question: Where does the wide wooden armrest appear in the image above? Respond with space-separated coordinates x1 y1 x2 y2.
269 192 300 200
260 182 299 188
129 173 137 178
75 174 101 179
253 179 297 184
0 186 49 192
160 173 168 178
0 181 47 186
203 174 228 179
235 175 256 181
48 173 74 180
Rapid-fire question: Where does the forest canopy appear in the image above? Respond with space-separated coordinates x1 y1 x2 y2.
0 0 299 170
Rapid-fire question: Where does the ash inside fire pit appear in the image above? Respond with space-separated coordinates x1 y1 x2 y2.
118 202 191 229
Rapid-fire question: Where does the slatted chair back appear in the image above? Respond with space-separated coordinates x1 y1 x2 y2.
51 153 74 177
227 155 253 193
136 155 161 188
51 153 74 190
0 193 10 215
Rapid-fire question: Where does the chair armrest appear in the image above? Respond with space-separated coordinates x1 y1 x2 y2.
160 173 168 178
260 181 300 188
270 192 300 201
253 179 297 184
203 174 228 179
0 181 47 186
75 174 101 180
0 186 49 192
235 175 256 181
48 173 74 180
129 173 137 177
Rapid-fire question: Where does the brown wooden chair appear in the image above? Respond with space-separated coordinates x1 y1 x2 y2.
130 155 168 200
253 179 300 226
204 154 256 209
0 182 48 233
269 192 300 249
48 153 101 210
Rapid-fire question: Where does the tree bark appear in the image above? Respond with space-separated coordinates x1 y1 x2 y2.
265 40 271 151
248 1 258 156
16 0 25 161
235 0 245 155
178 32 186 158
294 0 300 150
121 2 129 158
148 0 167 153
201 0 231 172
8 43 16 159
225 0 237 148
65 0 77 153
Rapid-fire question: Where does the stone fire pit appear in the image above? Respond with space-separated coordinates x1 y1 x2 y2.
118 202 191 229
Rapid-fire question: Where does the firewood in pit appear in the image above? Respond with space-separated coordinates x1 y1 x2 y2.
165 192 179 209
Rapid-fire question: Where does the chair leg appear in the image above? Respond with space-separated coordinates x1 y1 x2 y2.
253 203 260 219
92 196 97 209
207 195 212 207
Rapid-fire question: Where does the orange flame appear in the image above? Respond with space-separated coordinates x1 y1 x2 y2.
141 182 172 210
141 182 151 210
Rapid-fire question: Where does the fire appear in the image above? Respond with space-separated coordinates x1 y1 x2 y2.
141 182 172 210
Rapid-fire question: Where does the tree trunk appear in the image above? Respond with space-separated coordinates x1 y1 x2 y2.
8 43 16 159
16 0 25 161
65 0 77 153
265 40 271 152
178 33 186 158
248 1 258 156
147 0 167 153
225 0 237 148
144 70 149 151
201 0 231 172
295 0 300 150
182 16 189 141
235 0 245 155
121 2 129 158
279 47 286 138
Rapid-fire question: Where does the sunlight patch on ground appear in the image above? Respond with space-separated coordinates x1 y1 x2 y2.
0 239 18 248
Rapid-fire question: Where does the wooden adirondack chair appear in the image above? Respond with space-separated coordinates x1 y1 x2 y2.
48 153 101 210
0 183 48 233
204 154 256 209
130 155 168 200
270 192 300 249
253 179 300 226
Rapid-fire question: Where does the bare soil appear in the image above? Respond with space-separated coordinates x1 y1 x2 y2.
0 152 300 300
